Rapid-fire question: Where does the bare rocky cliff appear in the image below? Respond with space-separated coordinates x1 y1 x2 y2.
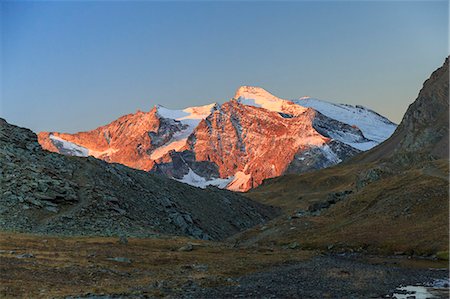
353 57 449 163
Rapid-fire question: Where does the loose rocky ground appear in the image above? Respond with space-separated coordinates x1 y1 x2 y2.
178 255 449 299
0 232 447 299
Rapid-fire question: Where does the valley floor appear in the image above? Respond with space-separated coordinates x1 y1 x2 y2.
0 232 448 298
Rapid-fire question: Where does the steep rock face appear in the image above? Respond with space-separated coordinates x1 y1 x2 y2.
38 109 162 170
394 57 449 158
38 88 396 191
187 101 337 190
353 57 449 163
1 118 278 240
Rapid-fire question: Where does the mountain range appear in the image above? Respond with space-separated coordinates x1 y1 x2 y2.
38 86 396 191
1 57 448 299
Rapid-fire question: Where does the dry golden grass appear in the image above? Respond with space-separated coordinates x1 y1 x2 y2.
240 159 449 255
0 232 314 298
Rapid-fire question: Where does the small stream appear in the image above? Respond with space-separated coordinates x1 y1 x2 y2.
392 278 449 299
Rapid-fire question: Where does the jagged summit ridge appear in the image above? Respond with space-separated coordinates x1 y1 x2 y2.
38 87 397 191
234 85 396 149
234 86 309 116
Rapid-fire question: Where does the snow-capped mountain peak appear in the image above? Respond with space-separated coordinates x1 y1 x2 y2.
294 97 397 144
234 86 283 102
234 85 308 115
234 86 396 149
38 86 397 192
155 103 218 121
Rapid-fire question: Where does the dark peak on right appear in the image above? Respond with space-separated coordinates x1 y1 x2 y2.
354 56 449 163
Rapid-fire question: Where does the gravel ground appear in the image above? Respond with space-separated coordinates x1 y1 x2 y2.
175 254 449 299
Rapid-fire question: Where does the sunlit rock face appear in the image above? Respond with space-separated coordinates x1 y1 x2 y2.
188 101 329 191
39 108 162 171
38 87 396 191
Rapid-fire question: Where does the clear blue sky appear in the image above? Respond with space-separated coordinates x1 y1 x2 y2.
1 1 448 133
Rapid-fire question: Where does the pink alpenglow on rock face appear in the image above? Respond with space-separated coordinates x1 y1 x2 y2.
38 86 396 191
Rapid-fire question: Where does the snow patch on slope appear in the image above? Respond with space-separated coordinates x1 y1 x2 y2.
227 171 252 192
89 147 120 158
321 127 377 151
49 135 89 157
175 168 233 189
235 86 307 115
156 106 190 120
295 97 396 143
152 103 218 160
150 138 188 160
156 103 217 121
320 144 342 164
344 140 378 151
50 135 119 158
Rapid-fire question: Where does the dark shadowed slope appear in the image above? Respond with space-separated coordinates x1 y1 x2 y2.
353 57 449 162
0 118 278 240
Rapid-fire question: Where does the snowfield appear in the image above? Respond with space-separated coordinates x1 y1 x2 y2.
294 97 397 144
49 135 89 157
176 168 233 189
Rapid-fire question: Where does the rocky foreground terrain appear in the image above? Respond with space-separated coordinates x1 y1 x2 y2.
0 118 277 240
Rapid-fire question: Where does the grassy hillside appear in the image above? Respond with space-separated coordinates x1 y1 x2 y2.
240 159 448 255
